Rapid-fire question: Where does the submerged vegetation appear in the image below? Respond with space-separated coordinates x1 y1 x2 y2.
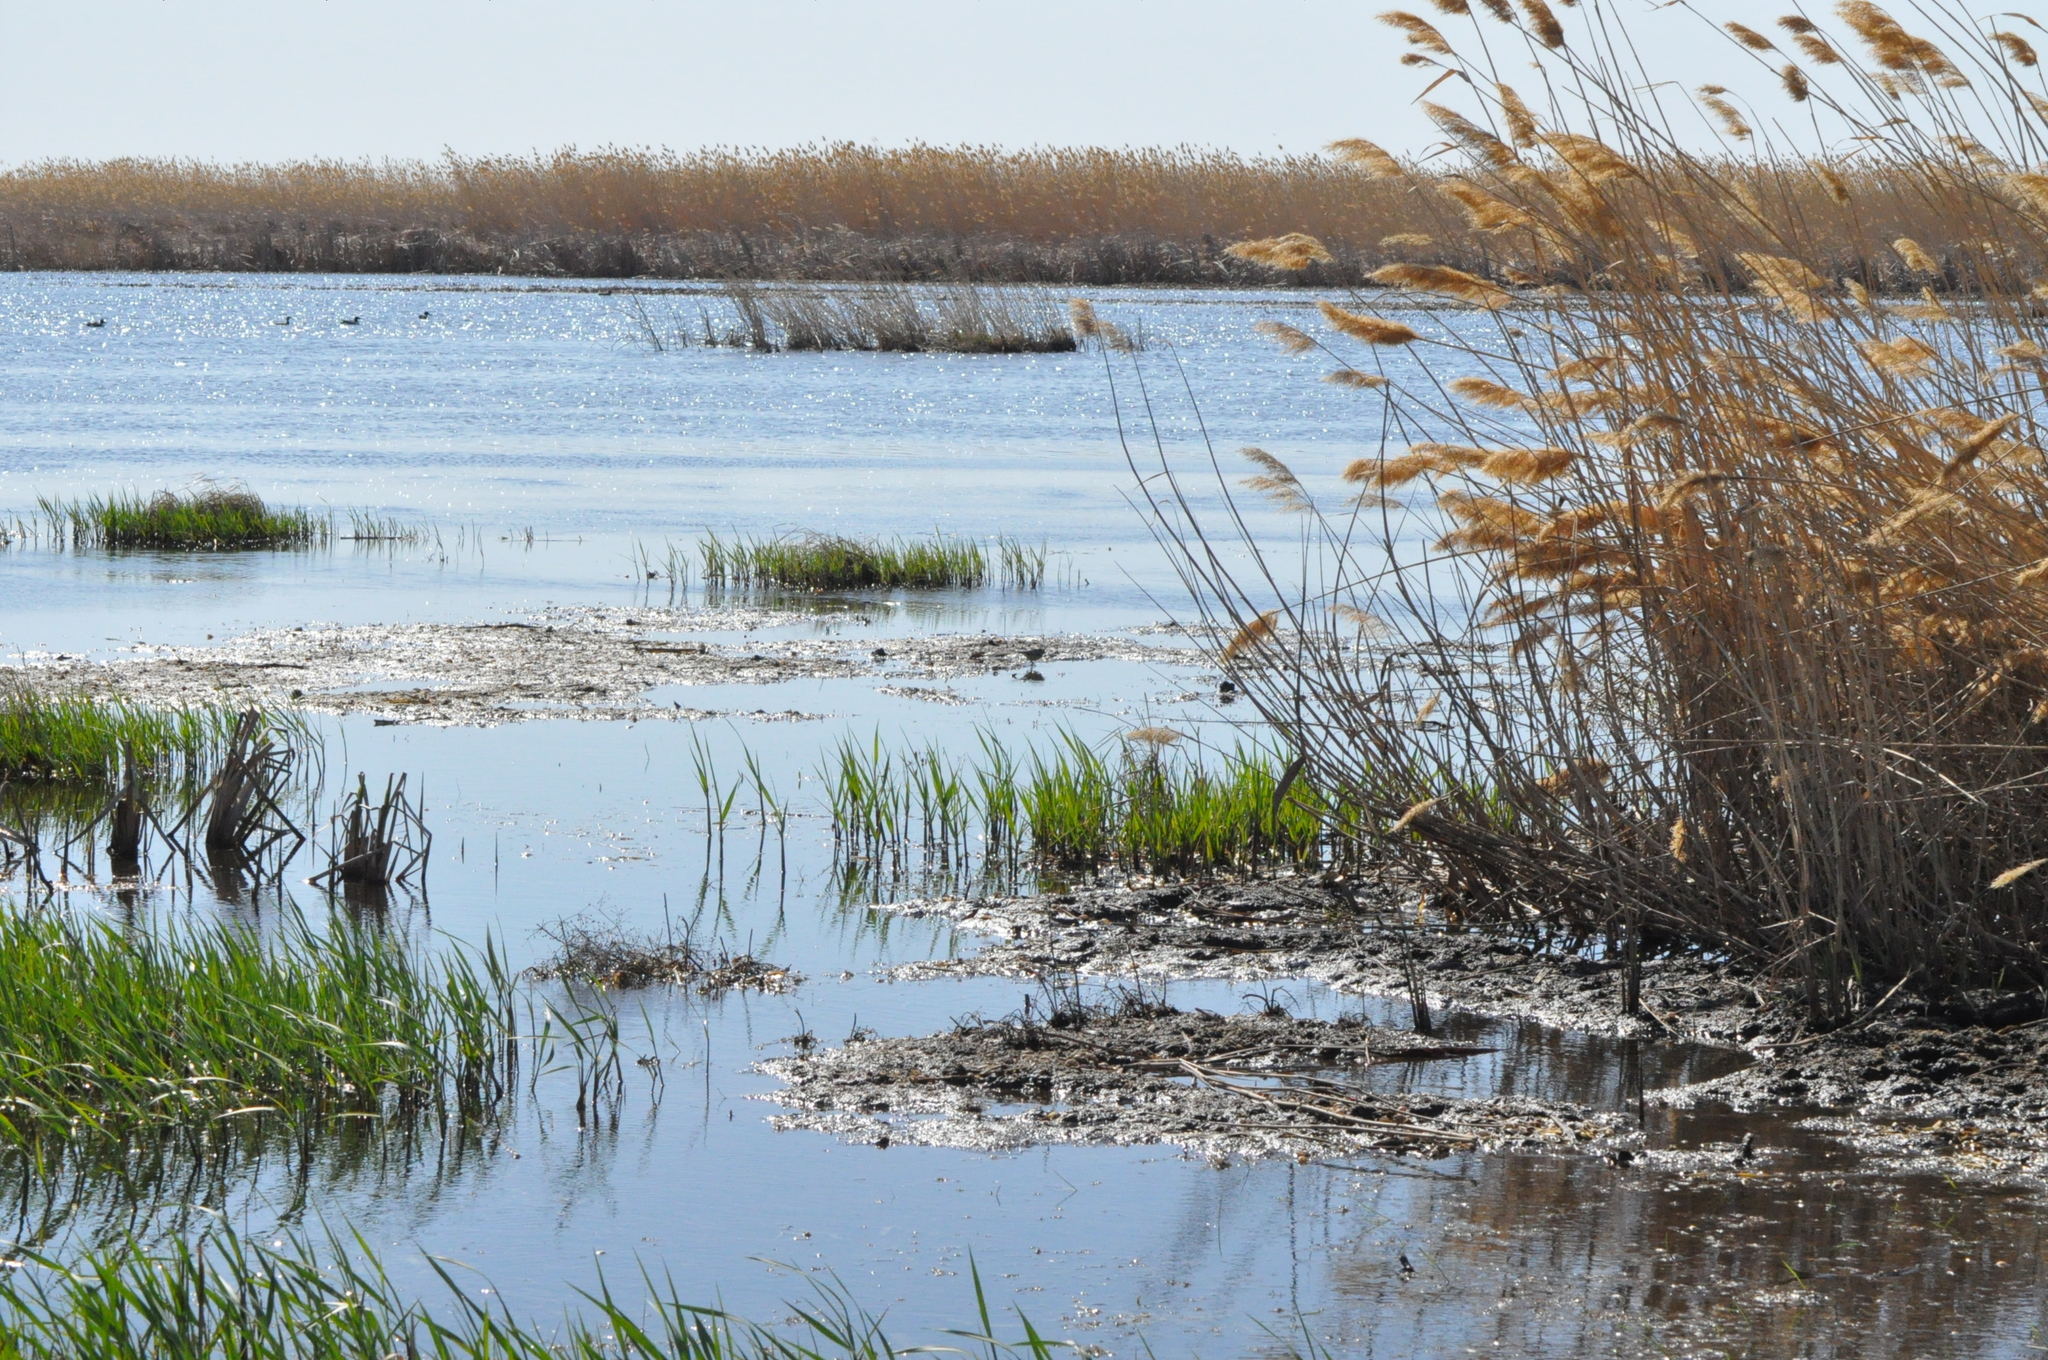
699 530 1044 592
0 906 508 1148
1158 0 2048 1018
38 485 327 550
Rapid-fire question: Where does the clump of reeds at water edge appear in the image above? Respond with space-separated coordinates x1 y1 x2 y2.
38 483 327 550
0 905 510 1148
700 530 1044 592
1152 0 2048 1022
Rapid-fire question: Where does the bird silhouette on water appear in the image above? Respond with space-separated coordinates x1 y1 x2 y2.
418 310 431 320
84 318 106 328
273 316 291 326
340 316 360 325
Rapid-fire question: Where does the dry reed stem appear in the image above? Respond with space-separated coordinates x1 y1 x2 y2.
1145 0 2048 1017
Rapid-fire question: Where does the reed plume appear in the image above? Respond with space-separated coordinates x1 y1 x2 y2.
1144 0 2048 1020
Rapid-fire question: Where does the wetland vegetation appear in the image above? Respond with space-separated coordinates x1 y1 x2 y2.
822 728 1362 878
16 1 2048 1353
36 485 327 551
1151 0 2048 1026
698 530 1044 593
0 906 508 1149
0 1225 1087 1360
1 138 2030 288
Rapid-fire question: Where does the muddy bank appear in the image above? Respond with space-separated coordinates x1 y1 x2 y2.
764 1007 1631 1160
9 604 1195 726
781 880 2048 1179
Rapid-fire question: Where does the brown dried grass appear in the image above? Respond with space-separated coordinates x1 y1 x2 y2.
0 138 2039 286
1141 0 2048 1019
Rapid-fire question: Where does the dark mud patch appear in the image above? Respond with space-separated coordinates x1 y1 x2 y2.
10 604 1193 726
762 1008 1632 1159
864 880 2048 1181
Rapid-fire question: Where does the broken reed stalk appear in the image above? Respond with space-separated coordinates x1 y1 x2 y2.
311 772 431 893
1142 0 2048 1019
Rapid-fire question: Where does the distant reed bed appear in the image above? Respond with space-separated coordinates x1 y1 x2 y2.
1 141 2019 286
1158 1 2048 1019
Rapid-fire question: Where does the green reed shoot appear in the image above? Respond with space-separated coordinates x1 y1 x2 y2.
0 1221 1073 1360
0 684 303 788
38 486 327 550
700 530 986 592
821 727 1350 874
1000 537 1047 590
341 510 426 544
0 904 510 1149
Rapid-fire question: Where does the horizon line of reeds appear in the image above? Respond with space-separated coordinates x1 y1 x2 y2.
0 140 2024 288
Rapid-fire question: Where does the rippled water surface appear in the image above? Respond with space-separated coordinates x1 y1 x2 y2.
3 273 2046 1357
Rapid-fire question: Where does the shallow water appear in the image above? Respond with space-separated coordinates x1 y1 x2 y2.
3 273 2047 1357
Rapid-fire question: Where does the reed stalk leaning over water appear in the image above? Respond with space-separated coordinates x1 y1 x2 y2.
1136 0 2048 1021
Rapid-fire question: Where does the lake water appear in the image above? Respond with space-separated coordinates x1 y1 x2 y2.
3 272 2045 1358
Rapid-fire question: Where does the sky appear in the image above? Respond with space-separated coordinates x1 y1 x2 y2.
0 2 1874 165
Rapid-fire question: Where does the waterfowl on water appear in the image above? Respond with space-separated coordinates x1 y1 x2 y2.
85 318 106 328
340 316 360 325
273 316 291 325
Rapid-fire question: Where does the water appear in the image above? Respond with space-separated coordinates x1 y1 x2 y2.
3 272 2046 1357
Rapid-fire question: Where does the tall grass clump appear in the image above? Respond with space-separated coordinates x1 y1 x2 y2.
701 530 1012 592
1145 0 2048 1018
40 485 327 550
0 905 509 1147
0 683 288 788
822 729 1355 875
0 1224 1076 1360
710 281 1075 352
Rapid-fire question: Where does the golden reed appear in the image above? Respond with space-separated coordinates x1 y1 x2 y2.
0 138 2033 285
1152 0 2048 1019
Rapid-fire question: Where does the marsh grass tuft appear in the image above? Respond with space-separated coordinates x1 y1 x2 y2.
823 728 1360 876
0 904 509 1149
700 530 1043 593
0 683 299 789
0 1222 1077 1360
709 280 1076 353
39 484 327 551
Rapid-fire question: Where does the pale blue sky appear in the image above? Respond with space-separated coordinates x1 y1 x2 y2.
0 2 1901 164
